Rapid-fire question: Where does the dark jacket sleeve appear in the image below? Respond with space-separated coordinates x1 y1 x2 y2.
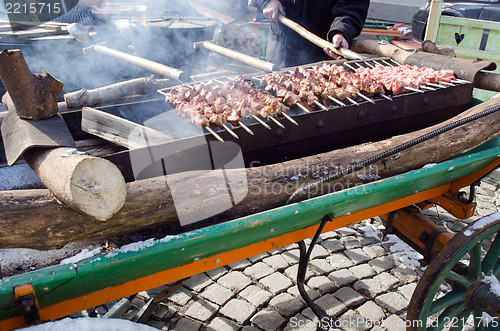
327 0 369 46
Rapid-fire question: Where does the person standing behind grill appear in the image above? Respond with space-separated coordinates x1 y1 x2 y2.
250 0 369 67
54 0 104 25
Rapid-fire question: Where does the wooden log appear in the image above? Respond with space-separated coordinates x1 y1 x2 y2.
22 147 127 221
81 107 175 149
0 94 499 249
0 49 63 120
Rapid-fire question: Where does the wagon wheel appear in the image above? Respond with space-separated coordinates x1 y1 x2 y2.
407 213 500 330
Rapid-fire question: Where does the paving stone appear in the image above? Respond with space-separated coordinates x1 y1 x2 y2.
244 262 274 280
368 256 395 274
353 278 384 299
359 236 381 246
321 239 344 253
227 259 252 270
200 283 234 305
328 269 357 287
282 249 301 265
172 317 202 331
283 313 316 331
262 254 289 271
363 245 387 259
320 230 340 240
446 220 467 232
250 309 286 331
374 273 400 291
183 273 213 292
301 307 320 324
152 303 174 320
145 319 165 330
219 298 256 323
327 253 355 270
205 266 228 281
398 283 417 301
381 314 407 331
184 298 218 322
248 252 269 263
309 258 335 275
131 296 146 308
333 287 365 308
375 292 409 314
168 286 193 306
337 309 370 331
314 293 348 317
390 267 418 284
309 244 330 259
239 285 273 307
268 292 304 317
284 263 315 282
241 326 262 331
307 275 338 294
260 272 294 294
344 248 371 265
349 264 376 279
206 316 238 331
341 237 363 249
287 284 321 303
336 228 358 236
356 301 386 323
218 271 253 291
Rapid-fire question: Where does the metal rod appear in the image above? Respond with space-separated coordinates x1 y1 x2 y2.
252 114 272 130
426 82 446 89
268 116 285 129
356 92 375 104
419 85 436 91
222 124 239 139
327 95 346 106
404 86 425 93
205 126 224 142
379 93 393 101
381 59 395 67
363 61 375 69
281 112 298 125
388 58 400 66
296 102 311 113
344 63 358 71
438 80 454 86
451 79 469 84
346 96 359 106
238 121 254 135
314 100 328 111
213 79 225 84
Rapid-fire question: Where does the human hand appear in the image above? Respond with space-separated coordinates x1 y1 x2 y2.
78 0 104 10
324 33 349 59
263 0 284 23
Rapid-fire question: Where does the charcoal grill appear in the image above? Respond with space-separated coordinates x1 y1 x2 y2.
103 58 473 182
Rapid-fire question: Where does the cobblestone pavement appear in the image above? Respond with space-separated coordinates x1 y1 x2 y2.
70 170 500 331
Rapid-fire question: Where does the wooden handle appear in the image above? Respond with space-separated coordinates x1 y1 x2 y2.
278 14 364 60
199 41 280 72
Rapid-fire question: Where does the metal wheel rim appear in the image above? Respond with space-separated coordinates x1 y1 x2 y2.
407 215 500 330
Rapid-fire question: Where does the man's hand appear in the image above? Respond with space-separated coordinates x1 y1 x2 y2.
78 0 104 10
263 0 284 23
324 33 349 59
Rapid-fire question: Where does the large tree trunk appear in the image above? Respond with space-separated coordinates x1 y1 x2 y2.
1 94 499 249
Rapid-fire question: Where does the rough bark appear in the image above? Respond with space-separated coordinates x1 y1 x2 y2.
0 94 499 249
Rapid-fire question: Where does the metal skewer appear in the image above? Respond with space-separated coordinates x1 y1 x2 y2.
281 112 298 125
251 115 272 130
327 95 346 106
404 86 425 93
451 78 469 84
205 126 224 142
356 92 375 104
296 102 311 113
388 59 400 66
381 59 395 67
426 82 446 89
379 93 393 101
438 80 454 86
238 121 254 135
362 61 375 69
222 124 239 139
419 85 436 91
314 100 329 111
346 96 360 106
268 116 285 128
344 63 358 71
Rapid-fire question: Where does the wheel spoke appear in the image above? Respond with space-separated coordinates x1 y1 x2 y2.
482 234 500 274
469 244 482 279
446 270 473 288
450 308 471 331
428 302 465 331
429 290 466 315
494 259 500 278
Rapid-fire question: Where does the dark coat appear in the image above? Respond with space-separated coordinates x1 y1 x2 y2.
256 0 369 67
